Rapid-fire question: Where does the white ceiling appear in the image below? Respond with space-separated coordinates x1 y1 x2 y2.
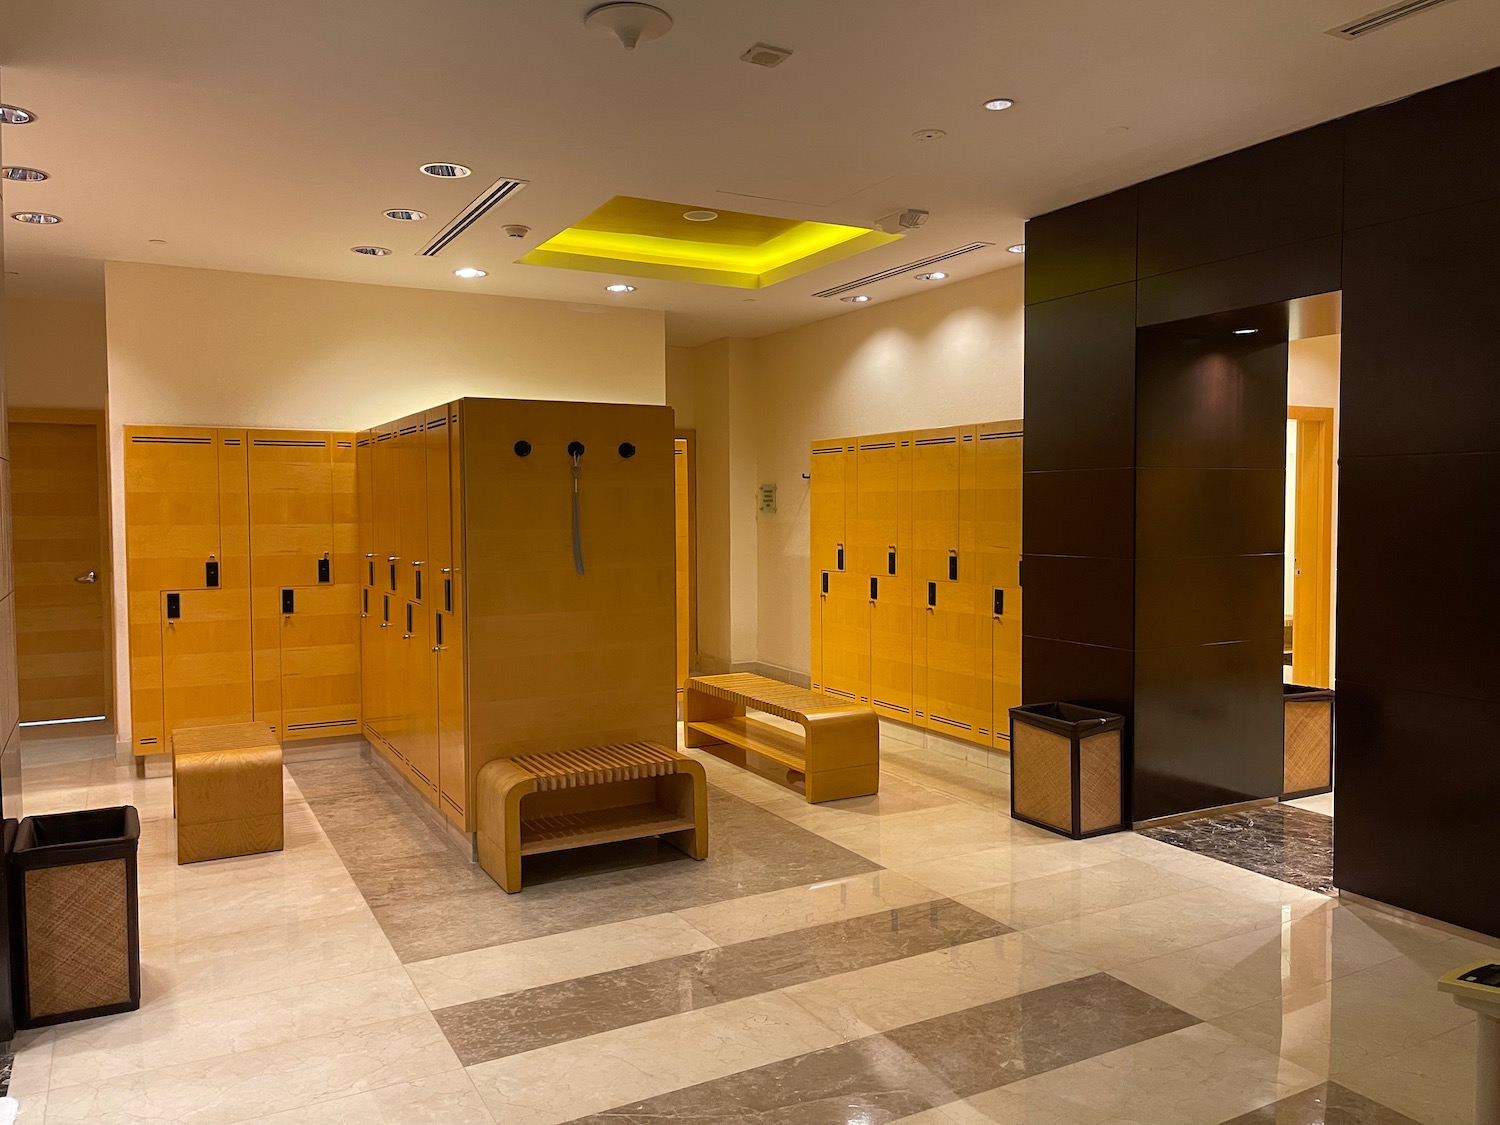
2 0 1497 346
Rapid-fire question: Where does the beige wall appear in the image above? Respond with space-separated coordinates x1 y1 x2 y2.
106 261 668 743
676 265 1026 679
4 296 108 409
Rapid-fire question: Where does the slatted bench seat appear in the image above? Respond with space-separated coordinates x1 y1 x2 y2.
171 721 284 865
476 742 707 893
683 673 880 803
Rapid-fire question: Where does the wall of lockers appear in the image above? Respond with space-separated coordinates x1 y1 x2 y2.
810 421 1022 749
123 428 361 754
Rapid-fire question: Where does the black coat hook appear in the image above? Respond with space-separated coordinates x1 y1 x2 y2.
568 441 585 458
514 440 532 457
619 442 637 459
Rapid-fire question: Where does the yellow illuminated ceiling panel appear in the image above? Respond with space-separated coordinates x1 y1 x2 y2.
519 196 900 289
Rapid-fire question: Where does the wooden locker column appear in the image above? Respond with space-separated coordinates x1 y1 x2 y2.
673 439 691 693
436 405 467 826
815 442 864 704
396 417 437 794
808 439 850 695
423 407 457 819
912 427 984 743
366 424 401 763
856 434 911 720
976 422 1024 749
161 432 253 741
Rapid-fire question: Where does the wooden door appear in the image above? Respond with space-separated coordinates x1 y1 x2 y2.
1289 407 1334 688
9 416 112 726
857 434 911 720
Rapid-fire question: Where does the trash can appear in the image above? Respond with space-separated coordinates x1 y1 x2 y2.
1282 684 1334 799
1009 703 1125 839
10 806 141 1028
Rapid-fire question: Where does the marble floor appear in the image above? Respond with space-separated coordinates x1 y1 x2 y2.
5 723 1492 1124
1139 803 1336 894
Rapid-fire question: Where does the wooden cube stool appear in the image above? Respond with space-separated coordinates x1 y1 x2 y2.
172 722 284 865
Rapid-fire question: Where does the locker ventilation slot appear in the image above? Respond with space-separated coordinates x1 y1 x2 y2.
419 176 529 256
137 737 158 746
811 447 845 456
337 441 353 448
873 700 911 714
825 687 857 701
356 437 372 447
914 436 957 446
130 436 210 445
441 794 464 814
252 439 327 448
427 417 448 430
979 430 1023 440
399 425 421 436
812 243 995 299
287 719 359 732
859 441 896 451
930 714 973 732
376 433 394 442
1328 0 1455 38
223 438 241 446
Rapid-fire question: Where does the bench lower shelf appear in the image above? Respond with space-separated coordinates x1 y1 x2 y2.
684 716 807 773
519 805 698 856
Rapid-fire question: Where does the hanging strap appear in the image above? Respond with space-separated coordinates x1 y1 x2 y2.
570 451 585 575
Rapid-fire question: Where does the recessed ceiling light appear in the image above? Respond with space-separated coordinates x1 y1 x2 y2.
683 210 718 222
420 162 471 178
454 267 487 278
1 166 47 182
842 294 871 304
605 283 636 293
915 271 948 281
912 129 947 141
1006 243 1026 254
384 208 427 221
11 211 59 225
351 245 391 256
1233 327 1259 336
0 105 36 125
982 98 1015 112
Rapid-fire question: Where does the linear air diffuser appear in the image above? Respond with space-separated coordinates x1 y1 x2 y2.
1328 0 1456 39
812 243 993 298
419 176 529 256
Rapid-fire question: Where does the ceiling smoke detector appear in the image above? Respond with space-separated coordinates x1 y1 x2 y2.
584 3 674 50
875 209 929 235
741 42 793 68
503 224 531 239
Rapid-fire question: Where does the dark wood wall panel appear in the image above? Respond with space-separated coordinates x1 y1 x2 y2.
1136 236 1343 327
1023 188 1138 305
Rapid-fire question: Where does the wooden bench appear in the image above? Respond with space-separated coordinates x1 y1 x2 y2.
171 722 284 865
683 673 880 803
476 742 707 893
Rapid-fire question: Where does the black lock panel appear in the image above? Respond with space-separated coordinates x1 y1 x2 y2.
318 557 331 584
282 588 295 614
205 560 220 588
166 593 180 620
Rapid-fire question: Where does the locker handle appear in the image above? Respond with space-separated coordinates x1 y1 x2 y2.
366 553 374 559
444 577 453 613
436 613 444 646
441 567 452 574
387 556 399 562
869 576 878 602
948 552 958 581
411 560 425 567
887 548 896 576
928 582 937 608
994 589 1005 617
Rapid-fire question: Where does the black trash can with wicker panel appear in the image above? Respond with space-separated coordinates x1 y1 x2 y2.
10 806 141 1028
1009 704 1126 839
1283 684 1334 799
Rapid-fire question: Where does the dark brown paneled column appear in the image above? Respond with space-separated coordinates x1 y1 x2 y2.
1021 191 1139 773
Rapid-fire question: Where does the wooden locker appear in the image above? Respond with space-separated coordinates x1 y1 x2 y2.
817 442 866 704
674 439 691 692
123 427 223 752
396 414 429 606
856 434 911 720
808 438 852 694
398 596 438 792
976 422 1024 748
912 426 985 742
372 424 399 598
435 405 467 825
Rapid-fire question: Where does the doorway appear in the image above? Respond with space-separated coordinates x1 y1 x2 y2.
7 410 114 733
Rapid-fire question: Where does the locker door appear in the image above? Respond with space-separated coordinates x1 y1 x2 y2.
248 432 335 738
278 583 360 738
437 404 467 824
372 425 399 597
397 416 429 606
857 435 911 720
976 423 1024 748
122 427 224 751
356 432 374 567
398 598 438 793
161 587 253 739
809 439 851 693
673 439 691 692
366 591 399 757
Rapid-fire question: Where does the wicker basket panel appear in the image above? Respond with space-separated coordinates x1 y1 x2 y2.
1284 699 1332 794
1078 730 1123 834
1012 723 1073 833
24 859 132 1018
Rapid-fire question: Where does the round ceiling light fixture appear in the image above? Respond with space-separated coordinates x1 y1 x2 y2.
683 210 718 222
605 283 636 293
0 105 36 125
454 267 487 279
915 271 948 281
982 98 1015 112
351 245 391 256
11 211 60 225
912 129 947 141
1006 243 1026 254
419 162 471 178
841 294 871 304
583 2 674 50
384 208 427 221
1233 327 1259 336
1 166 47 182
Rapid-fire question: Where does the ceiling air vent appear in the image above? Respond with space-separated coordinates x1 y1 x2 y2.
419 176 529 256
1328 0 1456 39
812 243 994 299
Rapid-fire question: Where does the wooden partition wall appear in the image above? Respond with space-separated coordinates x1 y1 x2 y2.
123 428 360 754
359 398 677 830
810 421 1022 750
